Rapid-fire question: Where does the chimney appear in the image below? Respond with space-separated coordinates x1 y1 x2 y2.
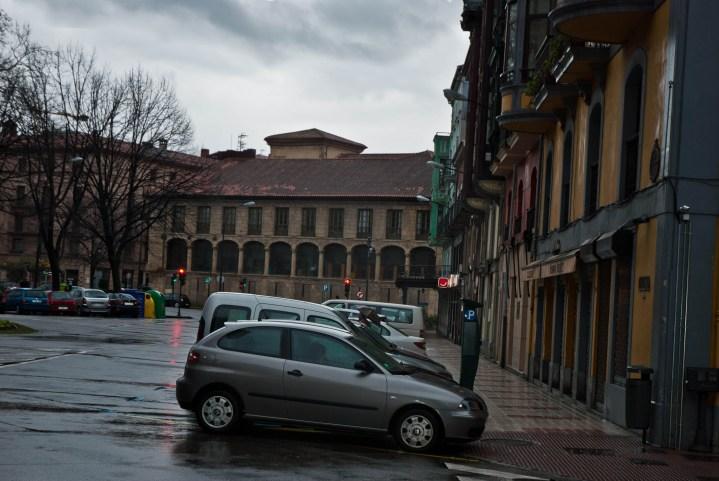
200 148 209 158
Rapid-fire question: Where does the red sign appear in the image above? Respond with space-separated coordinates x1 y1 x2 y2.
437 277 450 288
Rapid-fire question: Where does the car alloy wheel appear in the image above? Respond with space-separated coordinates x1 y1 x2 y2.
196 390 241 433
394 408 442 453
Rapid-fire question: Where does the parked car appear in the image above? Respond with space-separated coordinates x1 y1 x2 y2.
198 293 451 379
336 308 427 354
108 293 141 317
70 288 110 315
176 320 487 452
48 291 78 315
165 293 191 308
0 283 19 313
5 288 49 314
322 299 425 337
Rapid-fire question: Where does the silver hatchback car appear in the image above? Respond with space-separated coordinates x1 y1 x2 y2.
176 320 488 452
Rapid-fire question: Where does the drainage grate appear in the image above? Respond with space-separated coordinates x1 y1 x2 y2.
564 447 615 456
482 437 536 447
629 458 668 466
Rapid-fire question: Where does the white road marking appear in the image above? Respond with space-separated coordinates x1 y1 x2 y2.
0 351 89 369
446 462 549 480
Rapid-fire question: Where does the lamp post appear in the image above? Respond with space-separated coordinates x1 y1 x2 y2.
218 200 255 292
365 235 374 301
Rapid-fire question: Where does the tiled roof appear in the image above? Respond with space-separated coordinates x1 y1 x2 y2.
195 151 433 199
264 128 367 150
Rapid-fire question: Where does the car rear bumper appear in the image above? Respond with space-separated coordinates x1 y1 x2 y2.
176 376 195 410
440 409 488 441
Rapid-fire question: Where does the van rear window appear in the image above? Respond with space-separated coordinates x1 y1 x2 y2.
210 305 252 333
349 304 413 324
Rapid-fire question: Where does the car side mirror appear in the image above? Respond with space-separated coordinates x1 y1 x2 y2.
354 359 374 373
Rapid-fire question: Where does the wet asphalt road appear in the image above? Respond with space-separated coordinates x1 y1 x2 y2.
0 310 487 481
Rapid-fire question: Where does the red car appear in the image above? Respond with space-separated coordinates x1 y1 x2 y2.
48 291 78 315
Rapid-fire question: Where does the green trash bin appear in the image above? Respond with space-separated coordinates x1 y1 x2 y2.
149 290 165 319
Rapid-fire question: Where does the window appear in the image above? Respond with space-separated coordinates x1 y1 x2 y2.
560 129 573 228
307 315 343 329
171 205 185 232
274 207 289 236
291 330 365 370
258 309 300 320
222 207 236 235
210 305 252 333
348 304 414 324
218 327 283 358
585 103 602 216
356 209 373 238
11 238 23 253
542 146 553 234
504 1 518 74
13 215 23 233
328 208 344 238
385 210 402 240
196 206 210 234
301 208 316 237
415 210 430 240
525 0 555 68
621 65 644 201
247 207 262 235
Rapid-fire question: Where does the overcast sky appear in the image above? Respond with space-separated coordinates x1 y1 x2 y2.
1 0 468 155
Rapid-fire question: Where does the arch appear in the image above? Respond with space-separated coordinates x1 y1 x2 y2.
191 239 212 272
620 50 646 201
530 167 538 210
380 246 405 280
585 99 603 216
165 238 187 270
323 243 347 278
560 120 574 228
242 241 265 274
269 242 291 275
351 244 375 280
409 247 436 278
217 240 239 274
516 179 524 217
295 243 319 277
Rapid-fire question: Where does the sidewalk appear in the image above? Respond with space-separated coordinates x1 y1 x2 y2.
426 332 719 481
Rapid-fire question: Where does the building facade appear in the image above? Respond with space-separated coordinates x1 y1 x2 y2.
434 0 719 451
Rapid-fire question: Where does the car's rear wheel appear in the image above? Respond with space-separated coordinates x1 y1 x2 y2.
15 305 21 315
196 390 242 433
393 408 443 453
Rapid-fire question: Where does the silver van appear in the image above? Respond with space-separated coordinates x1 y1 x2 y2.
196 292 348 341
322 300 425 337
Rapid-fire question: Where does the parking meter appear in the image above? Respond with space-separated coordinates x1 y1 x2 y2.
459 298 482 389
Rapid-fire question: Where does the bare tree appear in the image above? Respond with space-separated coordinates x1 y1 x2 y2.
8 46 94 290
78 67 203 292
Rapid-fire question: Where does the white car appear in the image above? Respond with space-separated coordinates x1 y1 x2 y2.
334 308 426 354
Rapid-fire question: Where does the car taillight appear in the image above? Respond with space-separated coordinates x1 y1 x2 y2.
82 298 87 305
187 351 201 364
414 341 426 350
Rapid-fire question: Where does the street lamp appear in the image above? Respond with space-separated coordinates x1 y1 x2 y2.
365 235 374 301
218 200 255 292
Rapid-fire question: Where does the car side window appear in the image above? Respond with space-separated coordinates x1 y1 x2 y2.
366 323 389 336
324 302 344 309
291 330 365 370
307 315 343 329
210 305 252 333
218 327 283 357
375 307 413 324
258 309 300 321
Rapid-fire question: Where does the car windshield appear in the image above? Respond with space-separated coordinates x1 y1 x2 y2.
85 290 108 298
27 290 47 298
51 291 69 299
347 335 406 374
120 293 135 300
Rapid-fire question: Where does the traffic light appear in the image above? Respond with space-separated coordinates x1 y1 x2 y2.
240 278 248 291
343 277 352 298
177 267 186 286
171 273 177 285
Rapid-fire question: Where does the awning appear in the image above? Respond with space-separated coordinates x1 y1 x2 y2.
520 249 579 281
579 236 599 264
596 228 633 259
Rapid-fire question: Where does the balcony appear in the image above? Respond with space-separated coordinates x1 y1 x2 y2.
395 264 451 289
533 83 579 114
461 0 483 32
491 133 541 177
436 201 465 239
552 43 612 84
498 82 557 134
549 0 655 44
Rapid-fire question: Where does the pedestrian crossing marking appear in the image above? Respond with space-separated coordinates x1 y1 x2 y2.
446 462 549 480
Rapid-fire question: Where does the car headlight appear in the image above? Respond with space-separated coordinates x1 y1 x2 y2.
458 398 482 411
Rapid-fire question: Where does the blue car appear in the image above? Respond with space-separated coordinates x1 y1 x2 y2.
5 288 49 314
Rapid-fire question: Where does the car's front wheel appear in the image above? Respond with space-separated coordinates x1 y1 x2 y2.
393 408 443 453
196 390 242 433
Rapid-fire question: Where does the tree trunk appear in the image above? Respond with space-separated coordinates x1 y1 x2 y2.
47 249 62 291
108 250 123 293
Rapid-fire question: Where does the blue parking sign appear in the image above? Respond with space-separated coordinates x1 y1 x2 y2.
464 309 477 321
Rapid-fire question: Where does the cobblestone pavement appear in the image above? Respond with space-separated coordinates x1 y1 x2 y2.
426 333 719 481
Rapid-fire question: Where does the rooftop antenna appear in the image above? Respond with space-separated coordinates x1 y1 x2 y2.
237 132 247 151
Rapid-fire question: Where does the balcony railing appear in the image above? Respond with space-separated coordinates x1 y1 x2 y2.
397 264 452 280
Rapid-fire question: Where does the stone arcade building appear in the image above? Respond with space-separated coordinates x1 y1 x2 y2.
147 129 439 312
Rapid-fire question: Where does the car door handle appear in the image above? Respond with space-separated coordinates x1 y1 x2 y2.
287 369 303 377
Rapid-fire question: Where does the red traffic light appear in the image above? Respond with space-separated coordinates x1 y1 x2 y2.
343 277 352 286
437 276 449 288
177 268 186 278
